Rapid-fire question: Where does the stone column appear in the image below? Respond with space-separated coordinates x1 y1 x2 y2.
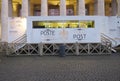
60 0 66 16
112 0 117 16
1 0 9 42
41 0 48 16
78 0 85 16
117 0 120 16
28 1 31 16
21 0 29 17
94 0 105 16
8 0 13 17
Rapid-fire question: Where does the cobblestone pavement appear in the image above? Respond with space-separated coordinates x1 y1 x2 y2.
0 53 120 81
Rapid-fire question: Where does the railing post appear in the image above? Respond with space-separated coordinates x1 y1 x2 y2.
6 42 10 56
75 42 79 55
38 42 43 56
99 43 101 54
88 43 90 54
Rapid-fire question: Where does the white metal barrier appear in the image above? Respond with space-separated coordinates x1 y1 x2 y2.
6 43 112 56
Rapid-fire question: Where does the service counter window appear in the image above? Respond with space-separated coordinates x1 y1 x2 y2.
46 21 64 28
33 20 94 28
33 21 45 28
79 21 94 28
33 21 64 28
65 21 79 28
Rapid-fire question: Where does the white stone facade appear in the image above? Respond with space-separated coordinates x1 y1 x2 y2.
0 0 120 42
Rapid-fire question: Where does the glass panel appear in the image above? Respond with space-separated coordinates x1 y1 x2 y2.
66 0 77 16
79 21 94 28
33 20 94 28
34 5 41 16
65 21 79 28
33 21 64 28
48 0 60 16
46 21 64 28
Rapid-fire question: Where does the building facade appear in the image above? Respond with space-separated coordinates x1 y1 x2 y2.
0 0 119 17
0 0 120 42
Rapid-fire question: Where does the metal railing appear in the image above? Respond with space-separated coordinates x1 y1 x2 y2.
6 43 112 56
101 33 117 47
1 33 114 56
12 34 27 43
101 33 117 52
7 34 27 54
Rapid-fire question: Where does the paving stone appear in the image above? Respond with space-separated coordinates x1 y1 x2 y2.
0 53 120 81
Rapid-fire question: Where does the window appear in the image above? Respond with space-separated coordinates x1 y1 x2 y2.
33 20 94 28
79 21 94 28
